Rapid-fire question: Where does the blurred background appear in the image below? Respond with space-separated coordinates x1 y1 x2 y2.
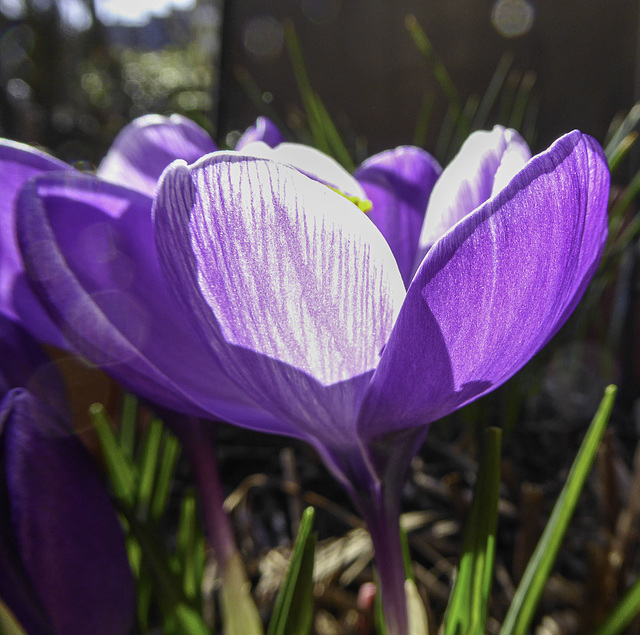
0 0 636 161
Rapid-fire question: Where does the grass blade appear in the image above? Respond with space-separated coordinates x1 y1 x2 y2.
604 102 640 163
412 92 434 147
267 507 317 635
499 385 617 635
176 488 205 603
593 575 640 635
136 418 164 522
405 14 464 122
119 392 138 461
118 503 210 635
473 52 513 130
444 427 502 635
90 402 136 506
151 432 181 520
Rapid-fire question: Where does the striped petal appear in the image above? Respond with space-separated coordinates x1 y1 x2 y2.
359 131 609 440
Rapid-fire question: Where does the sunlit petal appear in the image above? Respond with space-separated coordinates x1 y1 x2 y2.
359 131 609 439
154 153 405 444
98 114 217 197
415 126 531 265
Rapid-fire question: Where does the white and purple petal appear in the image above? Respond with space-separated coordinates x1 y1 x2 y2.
154 153 405 452
414 126 531 267
98 114 217 198
355 146 441 286
359 131 609 440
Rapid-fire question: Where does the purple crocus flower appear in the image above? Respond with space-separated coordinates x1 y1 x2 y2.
0 316 135 635
9 120 608 634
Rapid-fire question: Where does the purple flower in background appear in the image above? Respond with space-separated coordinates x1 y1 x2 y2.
7 118 609 634
0 316 135 635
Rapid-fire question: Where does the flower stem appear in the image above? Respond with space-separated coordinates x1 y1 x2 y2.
180 420 236 567
355 486 408 635
180 419 264 634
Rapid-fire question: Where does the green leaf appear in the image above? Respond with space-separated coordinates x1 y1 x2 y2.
119 392 138 461
412 92 434 148
499 385 618 635
444 427 502 635
400 522 415 583
267 506 317 635
592 575 640 635
136 418 164 522
117 502 210 635
405 14 463 120
176 488 204 603
472 52 513 130
374 571 388 635
283 21 354 170
90 403 136 507
150 432 181 520
604 102 640 166
607 131 637 174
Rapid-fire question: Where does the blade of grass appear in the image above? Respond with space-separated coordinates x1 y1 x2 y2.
283 20 330 157
509 71 536 131
435 104 459 164
374 571 388 635
499 385 617 635
176 488 204 603
282 22 354 169
136 417 164 522
267 507 317 635
412 92 434 147
473 52 514 130
498 70 520 127
150 432 181 520
90 402 136 507
400 523 415 583
592 575 640 635
607 166 640 255
119 392 138 462
604 102 640 162
405 14 464 122
607 131 638 174
312 93 355 171
444 427 502 635
118 502 210 635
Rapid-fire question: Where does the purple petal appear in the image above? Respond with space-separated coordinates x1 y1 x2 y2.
98 114 217 197
355 146 441 286
235 116 285 149
0 315 48 396
17 172 288 435
154 153 405 450
359 131 609 440
2 389 135 635
414 127 531 267
0 139 71 348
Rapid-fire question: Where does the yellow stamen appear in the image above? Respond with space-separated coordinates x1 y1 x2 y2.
326 185 373 213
